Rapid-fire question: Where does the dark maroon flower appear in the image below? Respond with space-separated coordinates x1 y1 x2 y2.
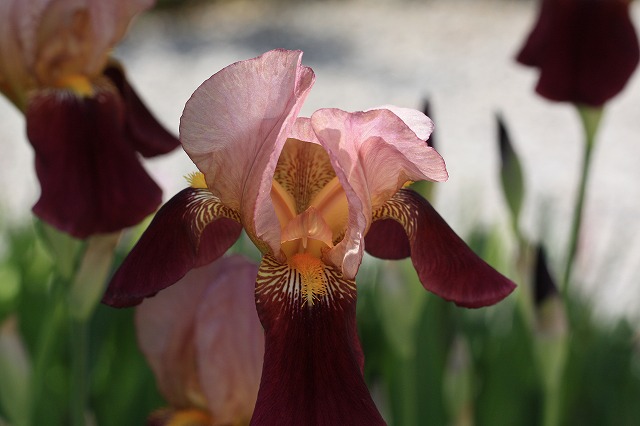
516 0 640 106
0 0 179 238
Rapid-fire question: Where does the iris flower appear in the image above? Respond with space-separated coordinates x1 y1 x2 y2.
137 255 263 426
104 50 515 424
516 0 639 106
0 0 179 238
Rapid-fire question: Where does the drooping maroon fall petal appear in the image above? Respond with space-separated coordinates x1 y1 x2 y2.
103 63 180 157
27 85 162 238
102 187 242 307
365 189 515 308
252 255 385 426
364 219 411 260
516 0 640 106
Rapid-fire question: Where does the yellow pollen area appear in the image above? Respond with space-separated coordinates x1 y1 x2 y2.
54 74 94 97
288 253 328 307
185 171 208 189
166 408 212 426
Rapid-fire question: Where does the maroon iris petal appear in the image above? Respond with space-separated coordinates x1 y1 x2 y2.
27 87 163 238
364 219 411 260
102 188 242 307
252 255 385 426
103 64 180 157
516 0 640 106
366 189 515 308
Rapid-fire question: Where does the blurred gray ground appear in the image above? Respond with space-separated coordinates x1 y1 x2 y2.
1 0 639 321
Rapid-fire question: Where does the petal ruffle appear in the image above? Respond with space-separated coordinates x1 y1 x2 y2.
102 187 242 307
366 189 515 308
136 255 263 423
1 0 153 107
0 0 31 108
34 0 153 82
180 49 315 256
252 255 383 425
310 107 448 279
103 62 180 157
516 0 639 106
27 85 162 238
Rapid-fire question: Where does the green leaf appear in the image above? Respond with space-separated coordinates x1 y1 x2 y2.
0 317 31 426
34 221 84 280
497 114 525 228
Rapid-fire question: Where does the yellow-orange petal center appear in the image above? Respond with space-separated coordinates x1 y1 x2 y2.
146 407 213 426
271 139 350 262
54 74 94 97
288 253 328 307
185 171 208 189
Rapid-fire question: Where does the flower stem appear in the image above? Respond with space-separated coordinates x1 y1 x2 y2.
544 105 602 426
69 316 88 426
561 106 603 293
29 278 66 425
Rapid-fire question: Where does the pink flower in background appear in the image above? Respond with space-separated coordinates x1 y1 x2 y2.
0 0 179 238
104 49 515 424
516 0 639 106
136 255 264 426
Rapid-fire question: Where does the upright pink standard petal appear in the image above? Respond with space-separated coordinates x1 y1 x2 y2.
31 0 154 83
180 49 315 256
310 107 448 278
136 255 264 424
0 0 31 107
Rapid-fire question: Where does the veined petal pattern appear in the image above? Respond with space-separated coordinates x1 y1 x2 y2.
103 187 242 307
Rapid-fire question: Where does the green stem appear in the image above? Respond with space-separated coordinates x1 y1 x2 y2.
544 105 602 426
29 279 67 425
561 106 603 293
69 316 88 426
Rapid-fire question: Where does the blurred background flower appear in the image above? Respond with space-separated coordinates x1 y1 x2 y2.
0 0 179 238
516 0 639 106
136 255 264 426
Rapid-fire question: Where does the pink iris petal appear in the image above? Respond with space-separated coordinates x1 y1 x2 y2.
180 49 315 256
30 0 153 80
368 104 435 141
195 258 264 425
366 189 515 308
0 0 153 101
103 63 179 157
27 86 162 238
0 1 30 106
136 255 264 423
310 107 448 278
102 188 242 307
290 116 321 145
